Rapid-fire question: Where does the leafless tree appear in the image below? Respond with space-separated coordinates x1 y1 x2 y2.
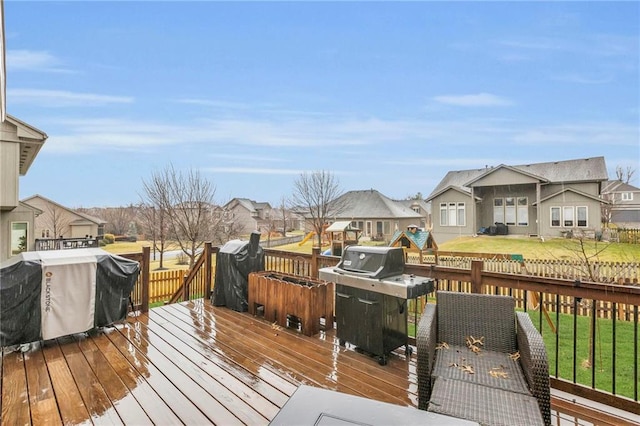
101 205 137 235
141 164 219 268
41 204 72 238
615 165 635 184
291 170 343 247
137 203 169 268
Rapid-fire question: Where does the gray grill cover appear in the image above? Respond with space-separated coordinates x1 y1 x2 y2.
0 248 139 346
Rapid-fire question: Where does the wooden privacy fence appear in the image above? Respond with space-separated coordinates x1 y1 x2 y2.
149 269 189 304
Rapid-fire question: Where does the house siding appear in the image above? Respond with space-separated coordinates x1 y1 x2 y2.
0 204 37 260
430 190 475 244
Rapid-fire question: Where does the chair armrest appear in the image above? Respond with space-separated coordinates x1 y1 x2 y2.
417 303 437 410
516 311 551 425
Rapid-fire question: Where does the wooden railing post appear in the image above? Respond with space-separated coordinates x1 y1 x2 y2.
141 246 150 313
471 260 483 293
311 247 320 279
204 242 212 300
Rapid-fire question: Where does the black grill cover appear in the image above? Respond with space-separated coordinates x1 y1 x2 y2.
212 231 264 312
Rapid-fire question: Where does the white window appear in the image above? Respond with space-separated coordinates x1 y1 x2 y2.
11 222 28 255
551 207 561 227
622 192 633 201
505 197 516 225
457 203 466 226
517 197 528 226
448 203 457 226
440 203 447 226
563 206 575 227
577 206 587 227
493 198 504 224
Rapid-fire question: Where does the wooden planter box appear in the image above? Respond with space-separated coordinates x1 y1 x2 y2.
248 271 334 336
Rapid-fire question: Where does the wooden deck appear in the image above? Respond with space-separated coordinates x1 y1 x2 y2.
2 299 639 425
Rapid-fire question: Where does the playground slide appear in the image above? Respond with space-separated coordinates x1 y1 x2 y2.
298 231 315 246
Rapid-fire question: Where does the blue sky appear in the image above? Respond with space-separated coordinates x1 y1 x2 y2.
7 1 639 208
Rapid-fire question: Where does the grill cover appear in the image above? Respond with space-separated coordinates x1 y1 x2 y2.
0 248 139 346
212 231 264 312
334 246 404 279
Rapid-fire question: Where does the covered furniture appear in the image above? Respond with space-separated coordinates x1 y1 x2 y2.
417 291 550 426
0 248 139 346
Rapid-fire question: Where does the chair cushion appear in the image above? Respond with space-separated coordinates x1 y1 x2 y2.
432 345 531 395
428 378 544 426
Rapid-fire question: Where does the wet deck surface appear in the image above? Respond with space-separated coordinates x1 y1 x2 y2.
1 299 638 425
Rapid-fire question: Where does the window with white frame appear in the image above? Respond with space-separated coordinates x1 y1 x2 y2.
622 192 633 201
517 197 529 226
551 207 561 227
493 198 504 224
11 222 28 255
505 197 516 225
440 202 465 226
577 206 587 227
563 206 574 227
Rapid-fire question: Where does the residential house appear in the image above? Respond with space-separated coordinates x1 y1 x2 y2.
21 194 106 240
395 198 431 230
0 115 48 261
601 180 640 229
426 157 609 243
223 198 273 235
328 189 424 242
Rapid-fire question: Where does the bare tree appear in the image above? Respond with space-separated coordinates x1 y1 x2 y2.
141 164 219 268
615 165 635 184
137 203 169 268
101 205 137 235
291 170 343 247
41 204 72 238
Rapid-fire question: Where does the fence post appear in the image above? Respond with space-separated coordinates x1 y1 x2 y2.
141 246 150 313
471 260 483 293
204 242 212 300
311 247 320 279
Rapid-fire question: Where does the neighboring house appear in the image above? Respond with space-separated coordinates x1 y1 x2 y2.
21 194 106 240
395 198 431 230
223 198 273 235
0 115 48 261
425 157 609 243
601 180 640 229
328 189 424 242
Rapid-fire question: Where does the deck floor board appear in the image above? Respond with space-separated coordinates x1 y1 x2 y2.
1 299 638 425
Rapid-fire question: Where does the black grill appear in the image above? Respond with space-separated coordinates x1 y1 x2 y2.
319 246 434 365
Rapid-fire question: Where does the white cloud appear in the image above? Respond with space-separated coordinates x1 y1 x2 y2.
8 89 134 107
433 93 513 107
7 50 73 73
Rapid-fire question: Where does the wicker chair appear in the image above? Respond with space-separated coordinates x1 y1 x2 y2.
417 291 551 426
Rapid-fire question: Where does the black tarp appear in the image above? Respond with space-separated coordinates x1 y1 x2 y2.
212 231 264 312
0 248 139 346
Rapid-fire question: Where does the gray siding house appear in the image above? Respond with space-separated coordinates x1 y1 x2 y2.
601 180 640 229
426 157 608 243
329 189 423 242
223 198 273 235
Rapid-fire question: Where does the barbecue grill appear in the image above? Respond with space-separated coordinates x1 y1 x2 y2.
319 245 434 365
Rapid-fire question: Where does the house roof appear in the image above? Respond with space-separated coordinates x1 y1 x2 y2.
395 198 431 214
2 115 48 175
602 180 640 193
427 157 608 202
21 194 106 224
533 187 605 205
225 198 272 212
331 189 423 219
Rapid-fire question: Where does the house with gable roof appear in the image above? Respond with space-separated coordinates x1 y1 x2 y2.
21 194 106 240
223 198 273 235
425 157 609 243
601 180 640 229
328 189 423 242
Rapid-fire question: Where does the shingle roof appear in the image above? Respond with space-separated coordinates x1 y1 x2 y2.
427 157 608 200
332 189 422 219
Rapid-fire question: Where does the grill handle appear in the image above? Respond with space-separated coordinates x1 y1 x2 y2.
357 298 379 305
336 292 351 299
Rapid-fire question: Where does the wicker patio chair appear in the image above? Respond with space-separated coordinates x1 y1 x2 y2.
417 291 551 426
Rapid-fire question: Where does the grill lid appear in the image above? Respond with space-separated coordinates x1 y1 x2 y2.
334 246 405 279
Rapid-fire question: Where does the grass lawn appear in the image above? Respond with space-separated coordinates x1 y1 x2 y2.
101 241 189 271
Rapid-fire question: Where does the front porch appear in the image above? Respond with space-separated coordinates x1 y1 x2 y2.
2 299 638 425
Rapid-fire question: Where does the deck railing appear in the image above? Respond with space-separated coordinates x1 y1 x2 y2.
35 237 100 250
159 244 640 415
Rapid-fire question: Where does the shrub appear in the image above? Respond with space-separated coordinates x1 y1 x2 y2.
102 233 115 244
